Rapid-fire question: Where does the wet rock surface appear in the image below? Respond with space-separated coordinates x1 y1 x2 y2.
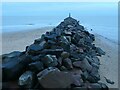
2 15 108 89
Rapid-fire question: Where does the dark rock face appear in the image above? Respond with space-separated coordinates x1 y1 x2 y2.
2 15 108 89
26 44 44 55
2 54 32 81
2 51 21 61
40 49 64 57
28 61 44 73
41 55 58 67
61 51 70 59
37 67 73 88
73 58 93 72
63 58 73 70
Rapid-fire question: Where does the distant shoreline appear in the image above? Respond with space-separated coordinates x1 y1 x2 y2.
2 26 55 34
2 26 54 55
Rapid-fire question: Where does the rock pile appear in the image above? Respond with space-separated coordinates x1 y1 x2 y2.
2 15 108 89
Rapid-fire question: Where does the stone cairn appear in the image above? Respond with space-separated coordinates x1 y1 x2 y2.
2 15 108 89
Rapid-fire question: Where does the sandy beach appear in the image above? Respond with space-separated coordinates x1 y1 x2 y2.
2 27 54 55
94 34 118 88
1 27 118 88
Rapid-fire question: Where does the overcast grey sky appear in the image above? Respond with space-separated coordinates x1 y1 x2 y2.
2 2 118 16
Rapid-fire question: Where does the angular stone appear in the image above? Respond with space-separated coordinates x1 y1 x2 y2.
40 48 63 57
98 82 109 89
78 38 85 46
71 74 84 87
47 40 56 45
73 58 92 72
67 25 73 28
64 30 72 36
91 63 99 69
96 47 105 56
81 71 89 81
63 58 73 70
37 67 60 78
37 67 73 88
87 50 97 57
66 36 71 42
61 51 70 59
76 25 84 31
41 55 58 67
60 36 70 52
72 33 81 44
84 37 93 44
26 44 43 55
89 34 95 41
29 61 44 73
92 56 100 65
57 57 63 66
34 34 45 44
31 54 44 62
18 71 37 88
39 40 46 48
87 67 100 83
53 28 62 36
44 33 57 41
70 53 85 61
61 36 69 43
59 66 68 71
85 56 93 63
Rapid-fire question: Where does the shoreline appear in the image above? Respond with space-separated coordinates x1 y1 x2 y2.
1 27 118 88
2 26 54 55
94 33 118 88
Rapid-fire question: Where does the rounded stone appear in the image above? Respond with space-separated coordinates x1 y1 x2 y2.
61 52 70 59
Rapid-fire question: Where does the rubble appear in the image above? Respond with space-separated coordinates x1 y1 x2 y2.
2 15 108 89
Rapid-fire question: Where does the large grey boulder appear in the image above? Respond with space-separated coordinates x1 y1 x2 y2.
37 67 73 88
2 54 32 81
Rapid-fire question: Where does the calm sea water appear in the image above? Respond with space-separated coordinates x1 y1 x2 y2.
1 2 118 43
2 15 118 42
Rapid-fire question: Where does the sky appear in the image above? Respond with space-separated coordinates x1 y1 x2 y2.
2 2 118 17
1 2 118 42
1 0 119 2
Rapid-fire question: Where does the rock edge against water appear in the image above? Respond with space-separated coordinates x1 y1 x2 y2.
2 15 108 89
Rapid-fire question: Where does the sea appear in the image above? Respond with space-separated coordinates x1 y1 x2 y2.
1 2 118 43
